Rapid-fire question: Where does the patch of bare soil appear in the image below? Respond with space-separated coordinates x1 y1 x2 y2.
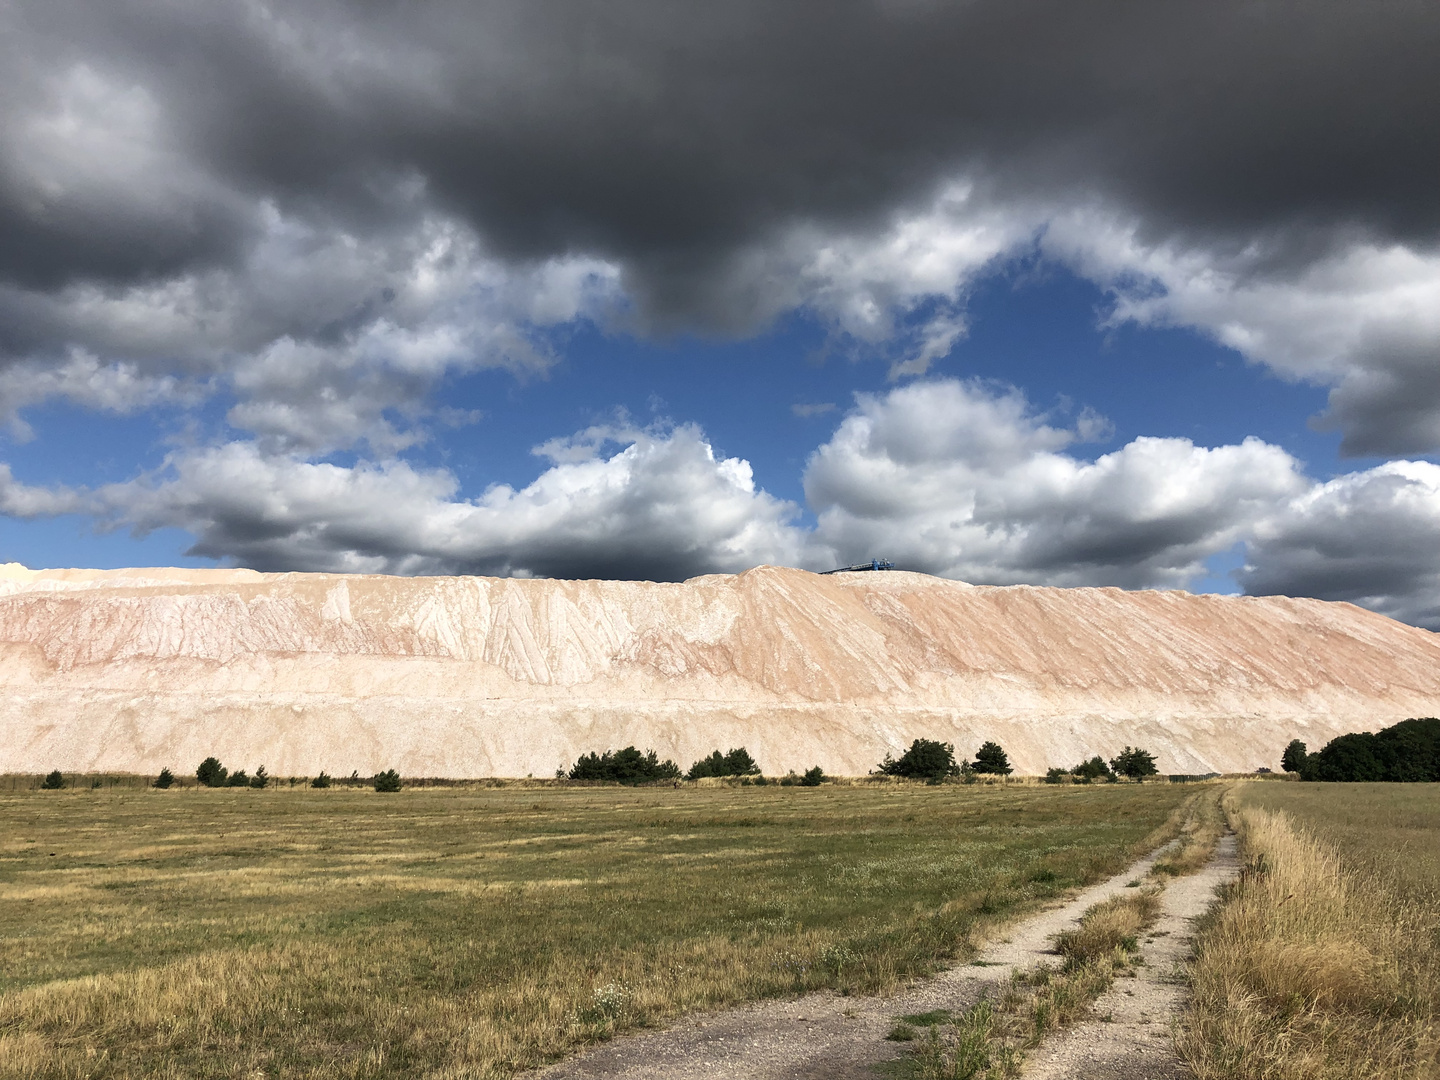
533 838 1237 1080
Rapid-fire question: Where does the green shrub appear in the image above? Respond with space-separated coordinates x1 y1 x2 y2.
972 740 1013 775
878 738 960 780
801 765 825 786
568 746 682 784
154 767 175 789
1281 738 1308 773
1072 755 1114 782
373 769 402 792
249 766 269 789
1111 746 1158 780
311 771 331 789
40 769 64 790
686 747 761 779
1043 766 1070 784
196 757 228 787
226 769 250 787
752 774 769 786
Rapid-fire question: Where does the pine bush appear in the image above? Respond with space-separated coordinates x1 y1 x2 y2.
972 741 1013 775
1110 746 1158 779
196 757 228 787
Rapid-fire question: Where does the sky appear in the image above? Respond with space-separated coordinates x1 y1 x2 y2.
1 0 1438 628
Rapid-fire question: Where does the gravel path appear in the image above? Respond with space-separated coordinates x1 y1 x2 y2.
1021 834 1238 1080
533 837 1236 1080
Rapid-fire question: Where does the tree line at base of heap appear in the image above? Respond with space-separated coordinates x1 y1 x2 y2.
1281 718 1440 782
30 738 1167 792
60 721 1440 792
558 738 1161 786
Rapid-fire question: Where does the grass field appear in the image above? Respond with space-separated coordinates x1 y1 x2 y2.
1181 781 1440 1080
0 780 1196 1079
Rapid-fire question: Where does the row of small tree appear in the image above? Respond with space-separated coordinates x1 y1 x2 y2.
564 745 826 786
152 759 403 791
872 738 1159 782
1044 747 1159 784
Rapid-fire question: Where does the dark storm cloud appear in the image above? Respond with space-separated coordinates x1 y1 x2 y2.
5 0 1438 312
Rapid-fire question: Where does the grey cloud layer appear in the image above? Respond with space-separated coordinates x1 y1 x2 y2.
1 1 1439 455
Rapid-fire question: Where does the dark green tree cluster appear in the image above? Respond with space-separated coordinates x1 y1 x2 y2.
40 769 64 790
567 746 682 785
153 767 175 789
373 769 402 792
878 738 962 780
686 747 760 779
1289 718 1440 782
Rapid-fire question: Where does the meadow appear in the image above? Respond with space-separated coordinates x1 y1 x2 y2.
0 779 1195 1079
1181 781 1440 1080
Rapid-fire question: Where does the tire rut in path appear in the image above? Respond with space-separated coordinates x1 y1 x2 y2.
533 837 1239 1080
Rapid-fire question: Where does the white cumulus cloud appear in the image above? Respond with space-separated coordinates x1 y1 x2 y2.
86 424 803 580
804 379 1310 588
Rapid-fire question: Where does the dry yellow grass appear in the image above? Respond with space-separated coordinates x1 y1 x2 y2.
1179 783 1440 1080
0 781 1194 1079
1054 887 1163 965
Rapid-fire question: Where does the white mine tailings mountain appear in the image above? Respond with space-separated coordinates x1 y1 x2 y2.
2 563 1438 778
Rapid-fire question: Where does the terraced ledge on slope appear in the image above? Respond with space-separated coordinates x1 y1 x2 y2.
3 562 1438 777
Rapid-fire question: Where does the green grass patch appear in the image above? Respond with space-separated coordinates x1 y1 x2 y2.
0 781 1191 1078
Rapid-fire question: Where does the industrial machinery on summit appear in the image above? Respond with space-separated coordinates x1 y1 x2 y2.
819 558 895 575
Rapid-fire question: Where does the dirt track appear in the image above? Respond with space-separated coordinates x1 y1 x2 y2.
534 836 1239 1079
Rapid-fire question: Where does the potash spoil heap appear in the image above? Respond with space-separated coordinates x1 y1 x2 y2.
2 563 1437 777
